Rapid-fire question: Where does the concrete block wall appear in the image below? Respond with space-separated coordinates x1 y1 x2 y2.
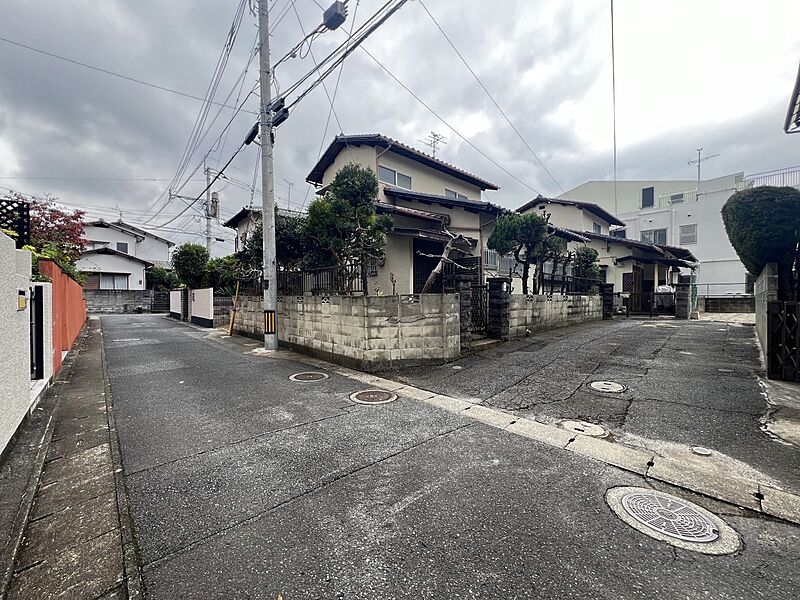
755 263 779 355
508 294 602 338
231 294 461 371
83 290 154 314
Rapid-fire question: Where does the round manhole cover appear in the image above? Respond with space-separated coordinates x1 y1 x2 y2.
606 487 740 554
350 390 398 405
589 380 626 393
289 372 329 382
621 491 718 542
560 420 607 437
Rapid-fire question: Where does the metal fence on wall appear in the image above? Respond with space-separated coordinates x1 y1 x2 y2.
277 264 365 296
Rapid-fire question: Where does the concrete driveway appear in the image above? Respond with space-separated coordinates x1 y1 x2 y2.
102 315 799 599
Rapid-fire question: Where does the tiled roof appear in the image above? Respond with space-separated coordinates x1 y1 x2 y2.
516 195 626 227
306 134 500 191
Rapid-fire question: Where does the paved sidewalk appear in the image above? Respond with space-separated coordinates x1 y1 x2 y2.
4 319 136 599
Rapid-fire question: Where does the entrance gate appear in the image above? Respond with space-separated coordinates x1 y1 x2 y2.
471 284 488 334
768 301 800 382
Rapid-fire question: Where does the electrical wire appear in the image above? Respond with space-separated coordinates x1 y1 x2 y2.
418 0 564 194
0 35 260 114
610 0 618 215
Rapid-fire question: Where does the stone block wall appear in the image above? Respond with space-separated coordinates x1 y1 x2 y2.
83 290 153 314
229 294 461 371
703 296 756 313
508 295 601 338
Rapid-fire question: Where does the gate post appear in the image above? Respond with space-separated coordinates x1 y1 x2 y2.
487 276 511 341
457 275 472 354
675 283 690 319
599 283 614 320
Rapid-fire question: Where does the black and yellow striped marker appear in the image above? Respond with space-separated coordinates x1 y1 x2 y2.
264 310 276 335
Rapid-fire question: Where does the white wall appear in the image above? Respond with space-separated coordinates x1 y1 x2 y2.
76 252 147 290
0 233 32 455
84 224 138 254
560 180 696 214
617 173 747 294
169 289 183 316
190 288 214 326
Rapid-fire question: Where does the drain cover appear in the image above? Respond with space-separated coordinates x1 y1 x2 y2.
289 372 329 382
621 491 718 542
560 420 607 437
589 381 626 393
606 487 740 554
692 446 713 456
350 390 397 405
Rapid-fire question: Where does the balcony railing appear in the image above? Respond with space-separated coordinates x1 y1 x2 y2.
656 165 800 208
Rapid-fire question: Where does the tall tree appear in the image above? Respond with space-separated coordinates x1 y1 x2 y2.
722 186 800 300
572 246 601 294
171 243 209 289
240 211 309 271
487 212 550 295
304 164 393 290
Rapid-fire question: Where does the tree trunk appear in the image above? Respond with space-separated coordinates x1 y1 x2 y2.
521 260 529 296
420 236 458 294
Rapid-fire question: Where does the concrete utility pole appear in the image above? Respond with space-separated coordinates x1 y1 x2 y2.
204 162 212 253
258 0 278 350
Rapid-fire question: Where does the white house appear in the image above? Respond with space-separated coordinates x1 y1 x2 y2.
77 220 174 290
223 207 262 253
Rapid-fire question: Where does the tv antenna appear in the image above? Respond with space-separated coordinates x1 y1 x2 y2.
419 131 447 158
688 148 720 189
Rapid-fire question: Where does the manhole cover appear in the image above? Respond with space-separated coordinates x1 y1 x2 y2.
692 446 713 456
289 372 329 382
621 491 718 542
560 420 607 437
589 381 626 393
606 487 740 555
350 390 397 405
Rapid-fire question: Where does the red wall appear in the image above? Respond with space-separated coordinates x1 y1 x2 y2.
39 260 87 374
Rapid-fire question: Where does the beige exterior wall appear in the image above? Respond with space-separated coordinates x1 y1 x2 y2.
320 144 378 188
520 202 612 234
376 151 482 200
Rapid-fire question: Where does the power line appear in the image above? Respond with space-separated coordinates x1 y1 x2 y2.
611 0 618 215
0 176 205 182
418 0 564 193
308 0 540 195
0 35 259 114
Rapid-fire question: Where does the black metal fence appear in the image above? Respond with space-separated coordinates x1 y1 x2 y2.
768 301 800 382
0 197 31 248
538 273 602 296
616 292 676 317
277 264 365 296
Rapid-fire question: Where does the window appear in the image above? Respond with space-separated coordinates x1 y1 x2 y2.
679 224 697 245
444 188 468 200
670 193 685 204
641 186 655 208
592 222 602 234
99 274 129 290
641 228 667 245
611 228 626 238
378 165 412 190
116 242 129 254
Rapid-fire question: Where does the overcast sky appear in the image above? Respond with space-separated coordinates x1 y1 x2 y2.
1 0 798 255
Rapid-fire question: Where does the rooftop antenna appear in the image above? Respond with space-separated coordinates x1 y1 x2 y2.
419 131 447 158
688 148 720 190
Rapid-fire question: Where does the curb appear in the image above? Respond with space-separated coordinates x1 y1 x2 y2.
99 319 145 599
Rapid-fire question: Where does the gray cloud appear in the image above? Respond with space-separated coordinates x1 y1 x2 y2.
0 0 797 254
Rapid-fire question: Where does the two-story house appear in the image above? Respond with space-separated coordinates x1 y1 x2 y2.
516 195 697 306
306 134 505 295
223 207 262 253
77 220 174 290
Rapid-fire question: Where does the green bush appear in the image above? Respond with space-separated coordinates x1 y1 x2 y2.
171 243 209 289
721 186 800 300
146 266 180 291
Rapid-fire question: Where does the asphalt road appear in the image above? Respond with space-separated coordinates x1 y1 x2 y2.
103 315 799 599
382 318 800 494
